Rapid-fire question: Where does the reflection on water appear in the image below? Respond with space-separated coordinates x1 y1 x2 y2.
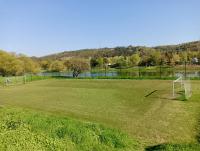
39 70 200 78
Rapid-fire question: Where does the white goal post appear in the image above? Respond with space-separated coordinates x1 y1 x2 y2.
173 76 183 97
172 76 192 99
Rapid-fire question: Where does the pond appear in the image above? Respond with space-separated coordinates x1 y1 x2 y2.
39 70 200 79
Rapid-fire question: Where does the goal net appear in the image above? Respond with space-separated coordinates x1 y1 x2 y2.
172 76 192 99
3 76 26 86
184 80 192 99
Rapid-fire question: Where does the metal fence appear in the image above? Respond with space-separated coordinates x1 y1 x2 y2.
38 65 200 79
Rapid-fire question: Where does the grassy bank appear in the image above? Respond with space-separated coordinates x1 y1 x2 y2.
0 107 140 151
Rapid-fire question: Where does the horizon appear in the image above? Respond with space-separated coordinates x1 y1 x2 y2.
2 39 199 57
34 40 200 57
0 0 200 57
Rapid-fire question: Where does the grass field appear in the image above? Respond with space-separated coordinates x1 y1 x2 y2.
0 107 140 151
0 79 200 149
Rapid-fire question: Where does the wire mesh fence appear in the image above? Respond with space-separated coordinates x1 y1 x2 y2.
1 63 199 86
38 64 200 79
0 75 51 87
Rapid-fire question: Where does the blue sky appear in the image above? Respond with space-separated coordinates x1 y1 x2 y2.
0 0 200 56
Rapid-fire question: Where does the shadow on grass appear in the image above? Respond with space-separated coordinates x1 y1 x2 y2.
195 112 200 143
144 90 187 102
145 90 158 97
145 143 200 151
145 144 167 151
176 90 187 101
146 106 200 151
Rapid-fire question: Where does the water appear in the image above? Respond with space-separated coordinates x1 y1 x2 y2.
39 70 200 78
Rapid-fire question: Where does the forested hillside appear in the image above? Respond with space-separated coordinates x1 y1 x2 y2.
40 41 200 60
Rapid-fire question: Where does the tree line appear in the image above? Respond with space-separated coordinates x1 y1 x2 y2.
1 41 200 77
0 50 90 77
39 47 200 77
0 50 39 76
39 40 200 77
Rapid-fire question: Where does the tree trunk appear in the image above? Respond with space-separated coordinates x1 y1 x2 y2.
73 71 79 77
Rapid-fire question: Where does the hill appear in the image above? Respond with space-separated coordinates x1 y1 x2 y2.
40 41 200 60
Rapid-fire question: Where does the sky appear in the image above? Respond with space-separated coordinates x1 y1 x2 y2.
0 0 200 56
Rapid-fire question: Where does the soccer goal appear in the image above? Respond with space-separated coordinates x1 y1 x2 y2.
172 76 192 99
4 75 27 86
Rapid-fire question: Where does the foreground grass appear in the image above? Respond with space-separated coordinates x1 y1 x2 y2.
0 107 140 151
0 79 200 147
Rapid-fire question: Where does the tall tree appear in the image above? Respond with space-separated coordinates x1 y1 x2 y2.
67 59 90 77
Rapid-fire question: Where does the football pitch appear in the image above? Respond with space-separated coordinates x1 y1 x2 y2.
0 79 200 146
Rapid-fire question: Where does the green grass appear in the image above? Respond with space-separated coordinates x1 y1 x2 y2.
0 107 140 151
0 79 200 148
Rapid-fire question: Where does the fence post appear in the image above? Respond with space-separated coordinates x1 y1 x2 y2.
159 65 162 79
24 75 26 84
184 61 187 79
138 66 141 78
132 66 134 78
105 65 108 78
104 66 106 77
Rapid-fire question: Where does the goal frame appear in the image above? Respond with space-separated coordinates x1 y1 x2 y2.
172 76 192 99
4 75 27 86
172 76 183 97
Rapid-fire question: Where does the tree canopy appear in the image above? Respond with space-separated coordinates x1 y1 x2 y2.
0 50 40 76
65 59 90 77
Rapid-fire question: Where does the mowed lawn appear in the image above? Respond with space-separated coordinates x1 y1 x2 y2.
0 79 200 146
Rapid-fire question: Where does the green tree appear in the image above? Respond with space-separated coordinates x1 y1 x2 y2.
90 58 99 68
50 61 65 72
40 60 51 70
130 54 141 66
97 58 103 68
197 51 200 65
139 48 154 66
0 51 23 76
116 56 127 68
172 53 180 65
151 51 161 65
180 51 188 62
19 55 40 74
67 59 90 77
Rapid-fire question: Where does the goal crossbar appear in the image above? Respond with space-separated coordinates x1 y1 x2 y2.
173 76 183 97
173 76 182 83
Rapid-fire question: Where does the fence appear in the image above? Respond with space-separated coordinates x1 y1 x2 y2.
38 65 200 80
0 75 51 87
1 65 199 85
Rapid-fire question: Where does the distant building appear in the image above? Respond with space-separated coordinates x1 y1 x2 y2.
191 57 198 64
